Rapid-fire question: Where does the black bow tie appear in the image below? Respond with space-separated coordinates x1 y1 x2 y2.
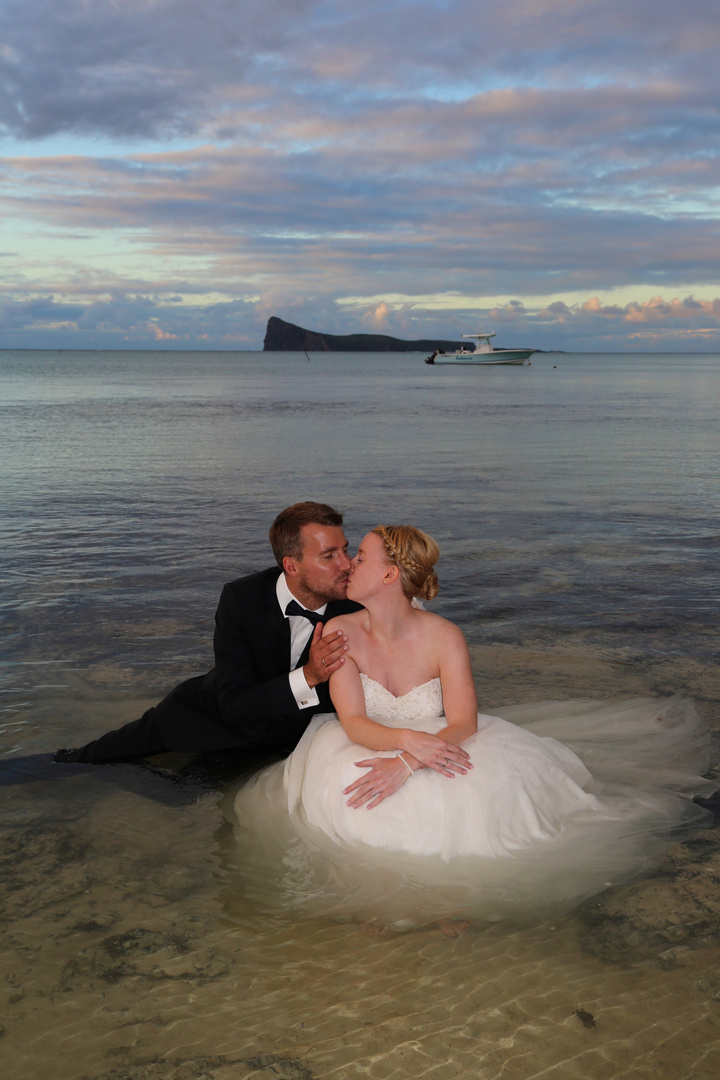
285 599 325 627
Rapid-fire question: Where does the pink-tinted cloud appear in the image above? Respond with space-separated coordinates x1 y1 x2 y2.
1 1 719 349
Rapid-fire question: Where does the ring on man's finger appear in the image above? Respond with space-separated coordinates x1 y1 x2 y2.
321 658 327 667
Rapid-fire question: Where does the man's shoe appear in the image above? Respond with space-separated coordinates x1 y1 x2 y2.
53 748 81 763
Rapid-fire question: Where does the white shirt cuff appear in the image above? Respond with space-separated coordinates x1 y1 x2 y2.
288 667 319 709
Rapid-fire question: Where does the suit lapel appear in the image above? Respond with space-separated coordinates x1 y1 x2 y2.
297 632 314 669
261 573 292 674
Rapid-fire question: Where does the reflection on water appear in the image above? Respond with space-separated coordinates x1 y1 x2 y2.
2 350 720 1077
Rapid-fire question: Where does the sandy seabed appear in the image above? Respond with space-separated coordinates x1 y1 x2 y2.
2 642 720 1080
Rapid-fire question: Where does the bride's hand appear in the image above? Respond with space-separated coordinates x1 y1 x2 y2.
344 757 410 809
400 730 471 777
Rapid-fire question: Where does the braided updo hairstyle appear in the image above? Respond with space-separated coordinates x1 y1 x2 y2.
371 525 440 601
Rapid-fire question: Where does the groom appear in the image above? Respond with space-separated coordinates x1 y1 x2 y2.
54 502 361 764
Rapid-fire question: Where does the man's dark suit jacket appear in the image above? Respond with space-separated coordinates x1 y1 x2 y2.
64 566 361 762
190 566 362 751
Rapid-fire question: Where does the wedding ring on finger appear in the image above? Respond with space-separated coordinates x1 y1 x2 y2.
321 658 327 667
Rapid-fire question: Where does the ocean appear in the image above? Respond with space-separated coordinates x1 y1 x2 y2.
2 348 720 1079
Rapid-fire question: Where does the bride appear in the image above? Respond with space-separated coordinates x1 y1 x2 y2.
230 526 716 925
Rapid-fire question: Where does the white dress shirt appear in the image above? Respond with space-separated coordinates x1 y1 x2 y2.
275 573 327 709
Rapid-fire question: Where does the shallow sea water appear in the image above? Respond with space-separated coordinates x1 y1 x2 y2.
2 349 720 1079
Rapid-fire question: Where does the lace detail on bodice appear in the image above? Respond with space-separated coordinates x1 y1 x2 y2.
359 673 444 725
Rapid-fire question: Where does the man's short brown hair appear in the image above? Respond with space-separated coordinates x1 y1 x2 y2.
269 502 344 567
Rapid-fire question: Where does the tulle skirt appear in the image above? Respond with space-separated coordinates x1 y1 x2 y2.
226 695 717 927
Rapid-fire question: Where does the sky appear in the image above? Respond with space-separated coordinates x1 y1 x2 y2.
1 0 719 352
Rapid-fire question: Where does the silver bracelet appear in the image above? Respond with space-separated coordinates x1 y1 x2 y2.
397 752 414 775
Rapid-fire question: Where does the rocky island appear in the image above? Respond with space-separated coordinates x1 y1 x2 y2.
263 316 464 353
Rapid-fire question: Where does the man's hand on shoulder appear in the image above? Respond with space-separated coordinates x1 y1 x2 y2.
304 623 349 687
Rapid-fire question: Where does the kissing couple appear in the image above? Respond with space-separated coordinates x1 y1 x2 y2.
57 502 716 909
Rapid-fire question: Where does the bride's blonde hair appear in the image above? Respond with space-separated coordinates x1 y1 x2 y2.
371 525 440 601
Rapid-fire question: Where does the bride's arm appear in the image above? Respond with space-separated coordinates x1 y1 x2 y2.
435 621 479 745
328 655 471 775
356 621 477 783
327 657 414 751
370 619 476 777
336 619 478 809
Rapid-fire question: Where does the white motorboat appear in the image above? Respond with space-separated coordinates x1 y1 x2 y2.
425 332 533 365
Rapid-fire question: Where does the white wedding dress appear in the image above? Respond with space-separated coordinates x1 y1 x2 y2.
229 676 716 926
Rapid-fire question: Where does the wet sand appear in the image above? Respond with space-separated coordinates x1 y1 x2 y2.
2 643 720 1080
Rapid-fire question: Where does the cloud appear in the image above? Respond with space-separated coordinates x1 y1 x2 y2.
527 293 720 349
0 295 81 328
624 295 720 324
0 288 262 347
568 294 720 325
362 302 391 330
488 301 528 322
1 1 719 349
3 140 717 302
0 0 318 140
3 1 719 144
3 285 720 353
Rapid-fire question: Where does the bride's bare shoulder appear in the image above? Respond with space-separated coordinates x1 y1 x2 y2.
323 610 368 636
417 610 468 645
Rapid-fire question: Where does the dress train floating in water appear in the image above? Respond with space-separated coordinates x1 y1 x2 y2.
227 679 717 928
